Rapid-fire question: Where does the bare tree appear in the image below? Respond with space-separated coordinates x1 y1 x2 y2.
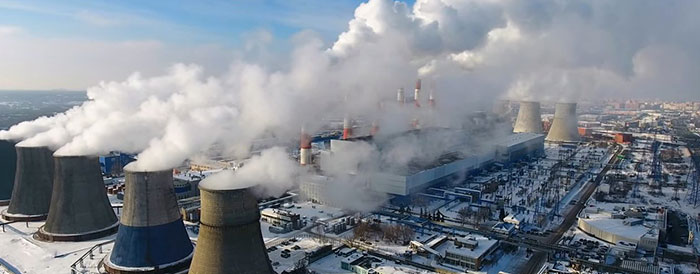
457 207 472 225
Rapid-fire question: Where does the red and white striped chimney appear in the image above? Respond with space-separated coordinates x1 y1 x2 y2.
414 79 421 108
342 116 352 140
300 127 312 166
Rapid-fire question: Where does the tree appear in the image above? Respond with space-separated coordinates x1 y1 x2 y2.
457 207 472 225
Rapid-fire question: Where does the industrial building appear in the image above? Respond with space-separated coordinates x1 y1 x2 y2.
2 145 54 221
577 204 665 252
0 140 16 206
105 166 194 273
99 152 135 175
37 155 118 241
494 133 545 163
260 208 303 233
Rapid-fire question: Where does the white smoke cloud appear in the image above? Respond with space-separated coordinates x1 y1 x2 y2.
198 147 300 196
0 0 698 172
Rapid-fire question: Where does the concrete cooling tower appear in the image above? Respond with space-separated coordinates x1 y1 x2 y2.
0 140 17 206
513 101 543 134
37 155 118 241
546 102 581 142
189 185 273 274
1 145 54 221
105 167 194 273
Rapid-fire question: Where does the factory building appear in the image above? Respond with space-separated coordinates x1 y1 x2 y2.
577 205 665 252
0 140 16 206
99 152 135 175
494 133 545 164
261 208 302 232
615 133 633 144
300 130 543 205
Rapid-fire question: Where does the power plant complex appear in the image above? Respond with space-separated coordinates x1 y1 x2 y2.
3 86 692 274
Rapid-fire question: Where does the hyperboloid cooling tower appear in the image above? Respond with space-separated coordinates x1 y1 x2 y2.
1 145 54 221
0 140 17 206
546 102 581 142
189 184 274 274
37 155 118 241
513 101 543 134
105 166 194 273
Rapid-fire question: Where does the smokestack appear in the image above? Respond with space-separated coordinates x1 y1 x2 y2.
370 121 379 136
414 79 421 108
397 88 405 105
1 145 54 221
342 116 352 140
300 127 312 166
105 166 194 273
546 102 581 142
37 155 118 241
189 185 274 274
0 140 17 206
428 84 435 108
513 101 543 134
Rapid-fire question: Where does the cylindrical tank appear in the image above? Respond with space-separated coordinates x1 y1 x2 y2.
189 185 273 274
546 102 581 142
105 166 194 273
1 145 54 221
0 140 17 206
513 101 543 134
37 155 118 241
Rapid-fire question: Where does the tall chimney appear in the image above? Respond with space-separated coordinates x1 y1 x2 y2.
300 127 312 166
342 116 352 140
1 145 54 221
513 101 543 134
105 166 194 273
546 102 580 142
397 88 405 105
189 185 274 274
37 155 118 241
414 79 422 108
0 140 17 206
428 84 435 108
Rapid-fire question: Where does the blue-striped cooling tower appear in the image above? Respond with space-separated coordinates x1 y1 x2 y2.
104 165 193 273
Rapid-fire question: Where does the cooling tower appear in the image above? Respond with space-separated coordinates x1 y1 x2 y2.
37 155 118 241
0 140 17 206
513 101 543 134
189 185 273 274
546 102 581 142
1 145 54 221
105 166 193 273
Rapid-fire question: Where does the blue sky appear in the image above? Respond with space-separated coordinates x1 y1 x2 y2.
0 0 395 46
0 0 424 89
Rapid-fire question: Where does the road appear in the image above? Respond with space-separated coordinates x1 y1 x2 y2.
521 144 623 274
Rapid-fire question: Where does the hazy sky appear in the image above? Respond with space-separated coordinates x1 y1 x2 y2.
0 0 698 102
0 0 378 90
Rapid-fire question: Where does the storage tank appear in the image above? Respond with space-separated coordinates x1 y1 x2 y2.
546 103 581 142
37 155 118 241
1 145 54 221
189 184 273 274
513 101 543 134
104 165 194 273
0 140 17 206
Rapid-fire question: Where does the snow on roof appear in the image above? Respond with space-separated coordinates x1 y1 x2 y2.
434 235 498 259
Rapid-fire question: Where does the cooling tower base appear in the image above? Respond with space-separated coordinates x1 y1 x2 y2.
0 199 9 206
35 221 119 242
104 252 193 274
1 209 47 222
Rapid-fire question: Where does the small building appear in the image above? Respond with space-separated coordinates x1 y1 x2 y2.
433 235 499 270
578 127 593 137
261 208 302 231
614 133 633 144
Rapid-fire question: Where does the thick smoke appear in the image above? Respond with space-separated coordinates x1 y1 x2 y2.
0 0 698 173
198 147 300 196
